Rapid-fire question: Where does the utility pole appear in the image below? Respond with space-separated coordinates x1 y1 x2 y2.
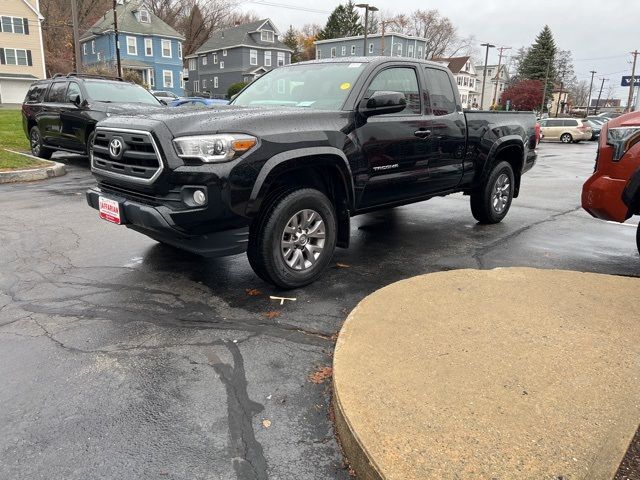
113 0 122 77
626 50 638 112
356 4 378 57
71 0 81 72
491 46 511 108
594 78 607 115
586 70 596 116
540 57 551 116
380 19 397 56
480 42 495 109
555 70 566 117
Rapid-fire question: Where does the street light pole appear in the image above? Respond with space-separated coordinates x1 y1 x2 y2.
492 46 511 108
380 19 397 56
594 78 607 115
356 4 378 57
479 42 495 109
70 0 81 72
586 70 596 116
627 50 638 112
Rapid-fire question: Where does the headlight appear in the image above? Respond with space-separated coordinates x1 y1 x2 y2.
173 134 257 163
607 127 640 161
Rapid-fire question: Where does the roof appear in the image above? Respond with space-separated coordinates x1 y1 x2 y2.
0 73 38 80
20 0 44 20
80 1 184 41
194 19 291 55
431 56 471 75
315 32 428 45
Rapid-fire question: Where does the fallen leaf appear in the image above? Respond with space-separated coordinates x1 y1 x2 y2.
262 419 271 428
246 288 262 296
265 311 280 319
309 366 333 384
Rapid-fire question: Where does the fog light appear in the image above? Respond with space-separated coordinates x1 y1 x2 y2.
193 189 206 206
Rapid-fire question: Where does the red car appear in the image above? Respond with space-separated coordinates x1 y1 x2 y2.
582 111 640 253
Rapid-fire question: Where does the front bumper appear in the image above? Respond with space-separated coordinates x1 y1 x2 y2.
86 187 249 257
582 173 630 223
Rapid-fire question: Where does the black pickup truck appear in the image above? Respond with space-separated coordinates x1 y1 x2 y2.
86 57 537 288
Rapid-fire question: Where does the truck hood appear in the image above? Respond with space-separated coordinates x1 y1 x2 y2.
97 105 347 138
93 102 166 116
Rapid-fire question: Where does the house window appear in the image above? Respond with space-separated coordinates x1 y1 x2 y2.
83 43 87 55
408 45 414 57
0 16 26 35
178 43 182 59
330 47 336 58
193 80 199 92
202 55 207 65
126 36 137 55
163 70 173 88
417 46 423 58
264 51 271 66
220 61 224 69
138 8 150 23
180 72 184 88
250 49 258 65
341 46 346 56
463 77 469 87
350 45 356 55
488 69 493 76
162 39 172 58
91 40 95 54
149 69 155 87
457 76 462 86
277 51 285 66
369 43 374 54
214 77 218 89
202 79 206 89
188 58 196 70
397 44 402 55
261 30 274 42
3 48 29 66
223 49 227 56
212 53 217 64
144 38 153 56
316 48 321 59
97 52 102 61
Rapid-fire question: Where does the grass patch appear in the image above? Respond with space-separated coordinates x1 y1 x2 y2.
0 109 48 171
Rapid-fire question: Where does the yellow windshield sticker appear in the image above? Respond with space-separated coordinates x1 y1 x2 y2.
340 82 351 90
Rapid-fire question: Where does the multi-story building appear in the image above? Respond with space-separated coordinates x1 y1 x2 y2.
315 33 428 59
80 0 185 95
0 0 46 104
186 19 292 98
433 56 479 109
475 64 510 110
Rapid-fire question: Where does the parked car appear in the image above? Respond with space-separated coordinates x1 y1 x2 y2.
170 97 229 107
22 73 164 159
597 112 622 120
582 111 640 254
586 116 607 125
86 57 538 288
150 90 180 102
539 117 592 143
582 119 602 140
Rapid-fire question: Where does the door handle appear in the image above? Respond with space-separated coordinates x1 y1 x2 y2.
414 129 431 138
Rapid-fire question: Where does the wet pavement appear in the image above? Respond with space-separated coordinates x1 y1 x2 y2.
1 141 638 480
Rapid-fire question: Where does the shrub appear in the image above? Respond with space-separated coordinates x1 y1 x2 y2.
227 82 248 99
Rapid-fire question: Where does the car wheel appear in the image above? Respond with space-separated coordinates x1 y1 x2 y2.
29 126 52 159
560 133 573 144
637 222 640 256
86 131 95 158
470 161 515 224
247 188 337 289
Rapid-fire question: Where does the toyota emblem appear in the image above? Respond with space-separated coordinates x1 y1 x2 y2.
109 138 123 159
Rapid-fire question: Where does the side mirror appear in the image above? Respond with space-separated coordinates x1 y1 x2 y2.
159 99 168 106
71 94 81 106
359 91 407 117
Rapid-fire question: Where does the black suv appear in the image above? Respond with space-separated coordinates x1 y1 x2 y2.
22 73 163 159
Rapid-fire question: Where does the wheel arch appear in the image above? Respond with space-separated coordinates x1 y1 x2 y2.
482 137 525 197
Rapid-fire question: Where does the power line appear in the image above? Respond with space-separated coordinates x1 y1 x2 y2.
241 0 330 14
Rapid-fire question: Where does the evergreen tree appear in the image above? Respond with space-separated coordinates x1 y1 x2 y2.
317 1 364 40
282 25 301 63
517 25 557 112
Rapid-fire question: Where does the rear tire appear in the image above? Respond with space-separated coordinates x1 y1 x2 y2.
560 133 573 144
470 161 515 224
29 126 53 159
247 188 337 289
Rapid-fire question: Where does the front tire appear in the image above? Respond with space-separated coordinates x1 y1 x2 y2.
86 131 95 158
247 188 337 289
29 126 52 159
560 133 573 144
470 161 515 224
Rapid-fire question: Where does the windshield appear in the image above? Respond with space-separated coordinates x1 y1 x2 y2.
84 81 161 105
232 62 366 110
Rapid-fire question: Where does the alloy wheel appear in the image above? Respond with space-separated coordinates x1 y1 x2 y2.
280 209 326 271
492 173 511 214
30 130 40 156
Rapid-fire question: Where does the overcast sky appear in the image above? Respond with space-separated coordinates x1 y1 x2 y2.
238 0 638 99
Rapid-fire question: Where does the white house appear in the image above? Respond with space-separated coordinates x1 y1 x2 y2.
476 64 510 110
433 56 479 109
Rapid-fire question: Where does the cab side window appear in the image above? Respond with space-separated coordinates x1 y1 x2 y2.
66 82 82 103
45 81 67 103
423 68 457 116
366 67 421 115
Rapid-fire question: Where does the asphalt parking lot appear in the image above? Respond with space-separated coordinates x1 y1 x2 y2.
1 140 638 480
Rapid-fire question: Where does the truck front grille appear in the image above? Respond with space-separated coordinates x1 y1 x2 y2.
91 128 163 184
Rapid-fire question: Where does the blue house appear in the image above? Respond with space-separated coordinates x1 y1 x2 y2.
79 0 184 95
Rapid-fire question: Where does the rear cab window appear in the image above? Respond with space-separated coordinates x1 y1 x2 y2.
423 67 458 116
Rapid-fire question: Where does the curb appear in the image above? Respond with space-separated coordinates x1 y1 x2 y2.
0 150 66 184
